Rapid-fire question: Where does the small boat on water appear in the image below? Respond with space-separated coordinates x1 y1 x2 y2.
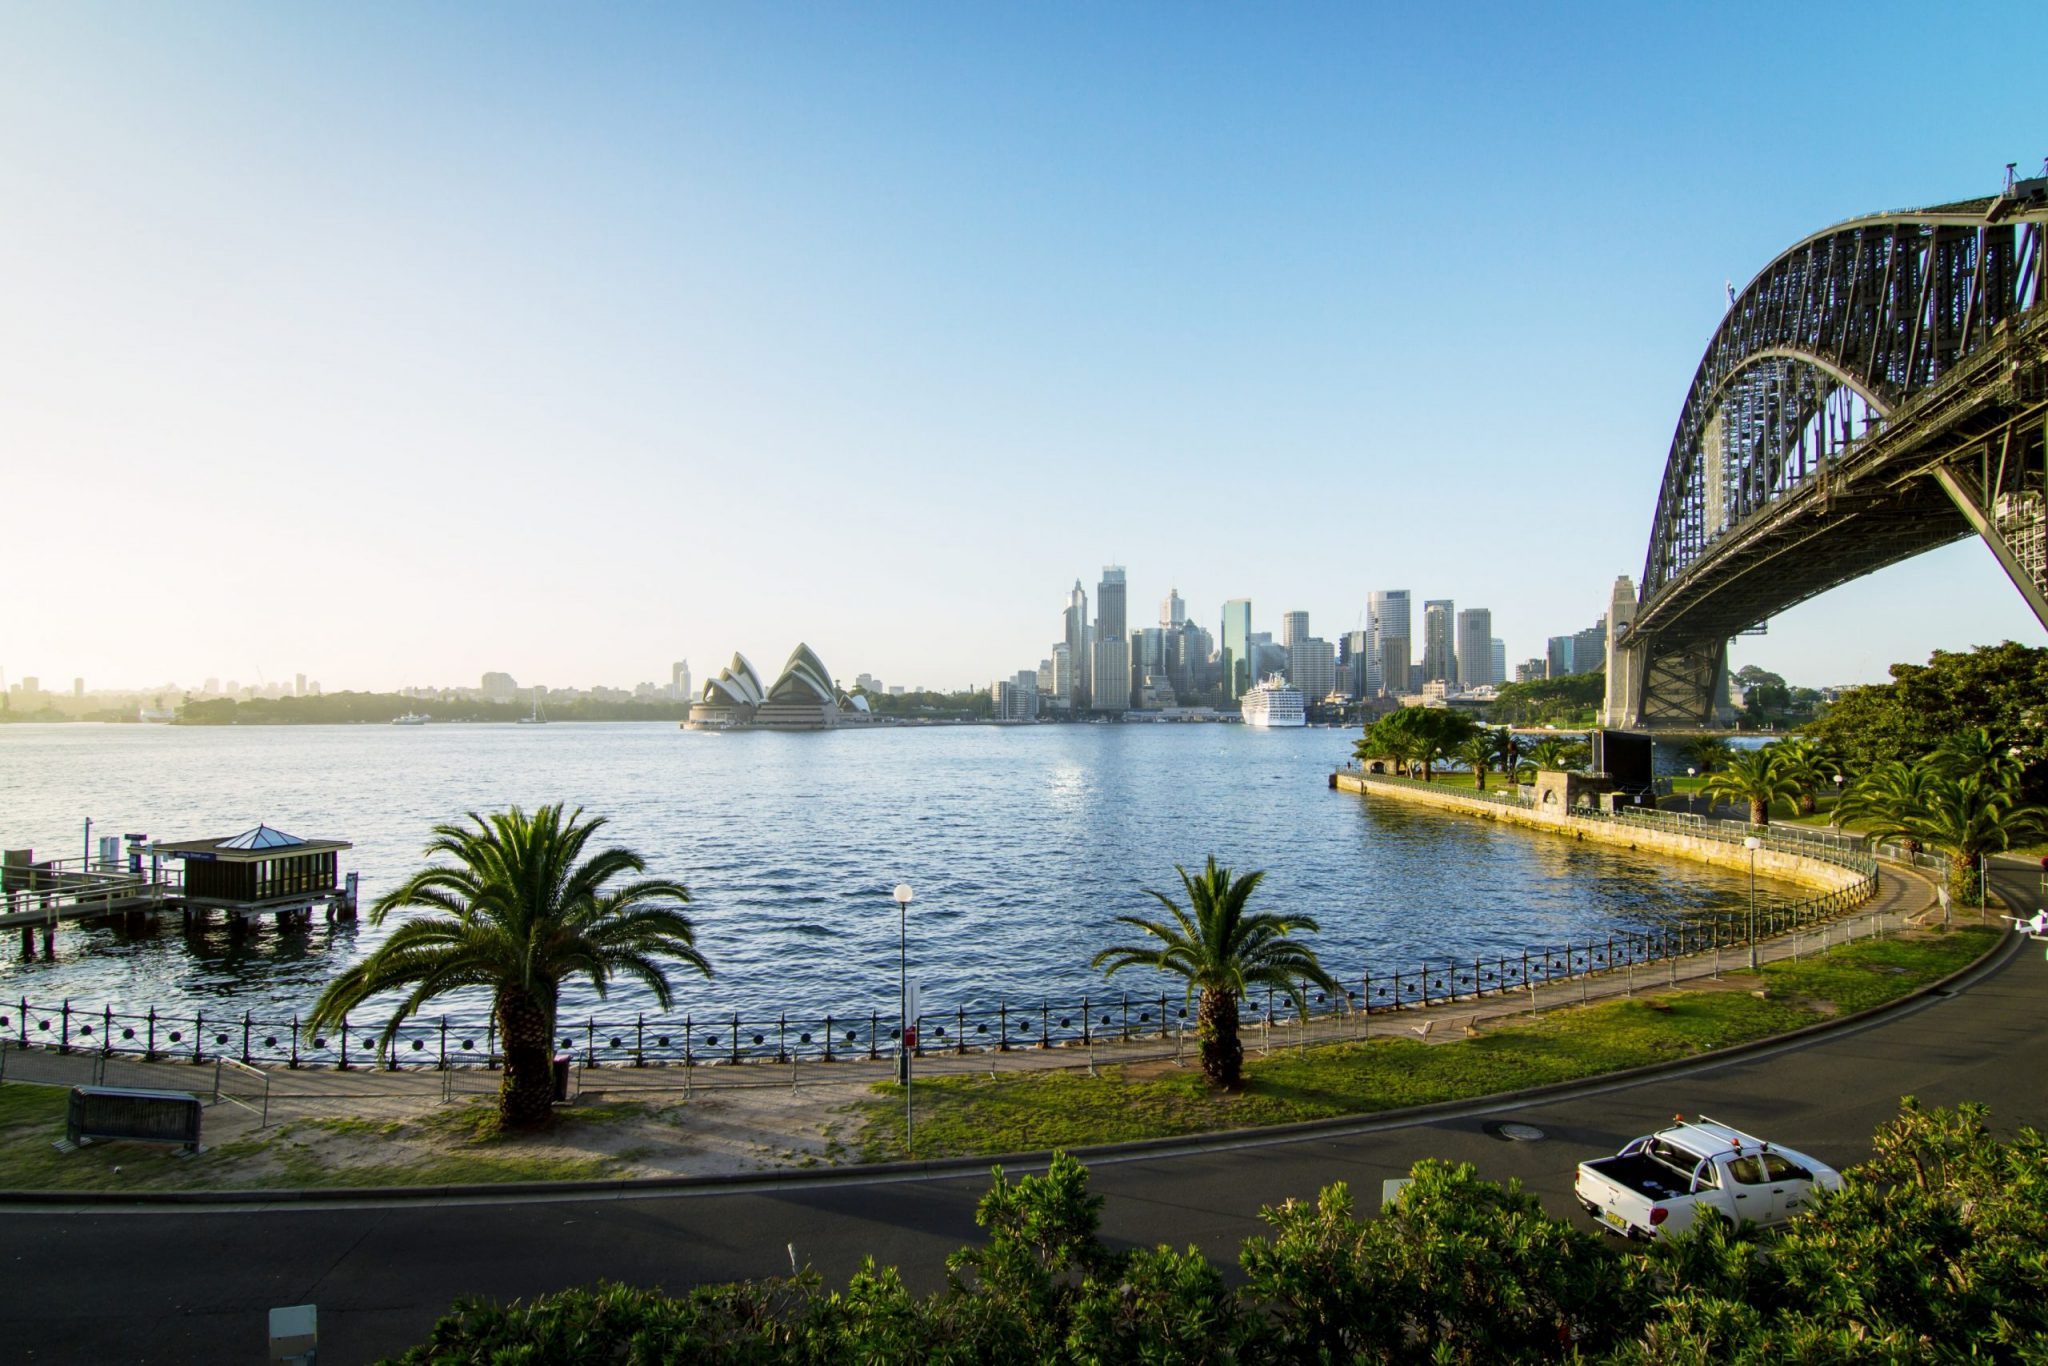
1239 675 1306 728
391 712 430 726
516 688 547 724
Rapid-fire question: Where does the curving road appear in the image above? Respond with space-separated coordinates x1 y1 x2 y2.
5 860 2044 1365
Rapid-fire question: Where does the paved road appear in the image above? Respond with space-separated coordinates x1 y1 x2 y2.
6 860 2044 1366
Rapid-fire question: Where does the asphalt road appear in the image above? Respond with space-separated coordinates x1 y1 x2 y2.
6 859 2044 1366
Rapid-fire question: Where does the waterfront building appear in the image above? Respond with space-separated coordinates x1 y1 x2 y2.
1491 639 1506 687
993 671 1040 721
482 671 519 703
1455 608 1492 689
1051 643 1074 709
1573 619 1607 676
1093 566 1130 713
1036 658 1055 698
1220 598 1253 699
1161 587 1185 627
670 661 692 702
1422 599 1456 684
1063 580 1091 711
1282 609 1310 648
686 653 767 729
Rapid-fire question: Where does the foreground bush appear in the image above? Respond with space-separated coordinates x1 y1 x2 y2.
389 1100 2046 1364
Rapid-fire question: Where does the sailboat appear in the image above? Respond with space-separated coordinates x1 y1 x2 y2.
517 688 547 724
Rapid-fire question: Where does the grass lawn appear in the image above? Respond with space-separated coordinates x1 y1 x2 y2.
853 927 1996 1161
0 1091 642 1193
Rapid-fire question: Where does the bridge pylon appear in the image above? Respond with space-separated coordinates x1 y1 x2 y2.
1602 575 1737 730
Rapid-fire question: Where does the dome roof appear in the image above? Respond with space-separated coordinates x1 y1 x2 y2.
703 652 767 707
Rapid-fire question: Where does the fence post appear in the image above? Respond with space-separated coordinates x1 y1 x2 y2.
777 1013 786 1065
339 1014 349 1071
731 1012 741 1065
869 1011 879 1061
59 1000 70 1054
823 1013 833 1063
1159 993 1168 1040
1419 963 1428 1008
1040 999 1049 1049
241 1011 253 1065
439 1016 449 1071
685 1014 694 1071
289 1014 300 1069
1121 992 1129 1043
637 1013 646 1068
146 1006 157 1061
955 1006 966 1055
1082 996 1091 1047
999 1002 1009 1052
102 1005 112 1057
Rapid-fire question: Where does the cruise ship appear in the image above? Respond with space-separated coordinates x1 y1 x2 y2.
1239 675 1306 728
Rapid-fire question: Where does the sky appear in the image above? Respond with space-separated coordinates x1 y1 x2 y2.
3 2 2044 696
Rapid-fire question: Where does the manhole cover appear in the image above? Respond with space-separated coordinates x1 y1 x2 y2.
1484 1121 1547 1142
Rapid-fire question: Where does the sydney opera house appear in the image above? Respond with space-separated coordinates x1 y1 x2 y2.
684 644 872 731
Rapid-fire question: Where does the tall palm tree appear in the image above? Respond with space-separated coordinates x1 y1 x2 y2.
1680 736 1735 774
1771 737 1841 816
1091 858 1339 1089
1700 746 1801 826
307 805 708 1128
1527 736 1582 772
1929 727 2024 793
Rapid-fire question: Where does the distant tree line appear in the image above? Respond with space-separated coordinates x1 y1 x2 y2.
393 1099 2046 1363
1485 670 1605 725
174 692 690 725
852 687 994 720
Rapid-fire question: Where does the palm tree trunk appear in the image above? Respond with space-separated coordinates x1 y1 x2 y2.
1946 851 1981 907
1797 791 1817 816
497 988 557 1128
1750 797 1769 826
1195 988 1243 1089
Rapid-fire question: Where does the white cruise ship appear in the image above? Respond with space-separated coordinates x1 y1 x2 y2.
1239 675 1306 728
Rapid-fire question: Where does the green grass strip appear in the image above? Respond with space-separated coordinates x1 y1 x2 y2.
854 927 1995 1161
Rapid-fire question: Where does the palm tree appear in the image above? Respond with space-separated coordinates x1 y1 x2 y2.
1454 733 1499 791
1834 759 1936 857
1700 746 1801 826
1091 858 1338 1089
1929 727 2024 793
1771 737 1841 816
1853 772 2047 906
1527 736 1581 772
307 804 708 1129
1680 736 1735 774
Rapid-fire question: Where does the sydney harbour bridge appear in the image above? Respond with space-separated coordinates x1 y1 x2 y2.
1603 169 2048 729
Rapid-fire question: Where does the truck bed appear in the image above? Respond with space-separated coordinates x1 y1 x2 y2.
1581 1152 1696 1202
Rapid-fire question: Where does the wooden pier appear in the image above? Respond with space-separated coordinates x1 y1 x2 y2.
4 825 355 961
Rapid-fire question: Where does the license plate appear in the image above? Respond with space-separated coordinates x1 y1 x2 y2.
1601 1208 1631 1233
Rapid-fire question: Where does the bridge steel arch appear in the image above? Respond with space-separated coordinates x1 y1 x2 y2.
1606 181 2048 729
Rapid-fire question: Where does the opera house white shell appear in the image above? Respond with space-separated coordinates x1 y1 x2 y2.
685 644 866 731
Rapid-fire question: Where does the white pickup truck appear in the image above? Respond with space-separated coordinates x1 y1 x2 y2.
1574 1115 1843 1239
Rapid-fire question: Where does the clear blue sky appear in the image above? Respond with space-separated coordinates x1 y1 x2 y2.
4 2 2042 694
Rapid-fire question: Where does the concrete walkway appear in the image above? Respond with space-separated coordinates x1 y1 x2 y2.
0 859 1948 1176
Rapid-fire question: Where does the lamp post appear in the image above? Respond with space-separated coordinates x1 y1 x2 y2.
1743 835 1762 971
892 882 914 1153
1687 767 1697 815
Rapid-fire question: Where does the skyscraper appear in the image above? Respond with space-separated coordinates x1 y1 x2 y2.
1455 608 1492 690
1220 598 1253 700
1422 599 1456 685
1290 636 1335 703
1064 580 1090 710
670 660 692 701
1282 610 1310 648
1490 639 1506 687
1093 566 1130 713
1368 590 1410 697
1160 587 1185 627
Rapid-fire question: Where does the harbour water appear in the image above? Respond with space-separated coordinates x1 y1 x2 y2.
0 722 1788 1026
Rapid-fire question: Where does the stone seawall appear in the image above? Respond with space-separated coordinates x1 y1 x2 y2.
1330 771 1863 893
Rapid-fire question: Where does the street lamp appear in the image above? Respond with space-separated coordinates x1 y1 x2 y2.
1743 836 1762 971
892 883 914 1152
1687 767 1698 815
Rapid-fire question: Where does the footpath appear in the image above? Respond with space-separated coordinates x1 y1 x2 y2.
0 853 1954 1186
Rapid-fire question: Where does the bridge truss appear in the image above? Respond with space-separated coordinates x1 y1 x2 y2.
1609 176 2048 727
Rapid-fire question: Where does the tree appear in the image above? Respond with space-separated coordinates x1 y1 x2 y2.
1679 735 1734 774
1454 733 1500 791
1873 773 2046 906
1806 642 2048 802
1091 858 1339 1089
1832 759 1936 857
307 805 708 1129
1770 736 1840 816
1525 736 1587 773
1700 746 1801 826
1362 707 1478 781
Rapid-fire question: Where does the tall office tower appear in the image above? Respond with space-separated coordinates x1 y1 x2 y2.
1282 610 1310 648
1037 657 1055 696
1490 639 1506 687
294 673 306 697
1093 566 1130 713
670 660 692 701
1422 599 1456 684
1516 657 1546 683
1572 618 1607 676
1138 627 1168 679
1290 637 1335 703
1161 587 1185 627
1179 621 1213 696
1547 635 1574 677
1455 608 1492 690
1379 633 1409 695
1339 629 1370 699
1064 580 1091 710
1220 598 1253 699
1051 643 1073 707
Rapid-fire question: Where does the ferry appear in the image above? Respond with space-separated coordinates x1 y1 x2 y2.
390 712 430 726
1239 675 1306 728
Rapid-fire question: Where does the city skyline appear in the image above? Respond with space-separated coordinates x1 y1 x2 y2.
4 6 2043 695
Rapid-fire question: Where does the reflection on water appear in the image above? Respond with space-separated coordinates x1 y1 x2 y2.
0 723 1801 1022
